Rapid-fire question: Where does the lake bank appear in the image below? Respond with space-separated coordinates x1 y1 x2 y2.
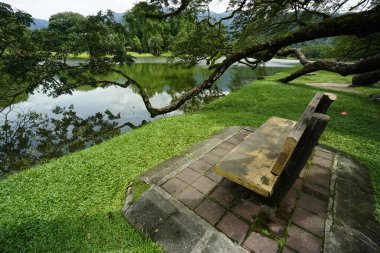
1 68 379 252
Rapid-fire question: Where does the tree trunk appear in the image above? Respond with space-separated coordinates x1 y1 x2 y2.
116 9 380 117
352 69 380 86
278 49 380 85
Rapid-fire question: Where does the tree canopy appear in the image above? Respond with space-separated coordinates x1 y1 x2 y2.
1 0 380 117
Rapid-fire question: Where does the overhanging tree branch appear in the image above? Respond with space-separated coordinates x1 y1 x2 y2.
145 0 191 18
119 8 380 117
277 48 380 84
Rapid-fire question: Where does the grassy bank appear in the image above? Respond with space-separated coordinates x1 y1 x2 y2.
1 68 379 252
68 51 171 59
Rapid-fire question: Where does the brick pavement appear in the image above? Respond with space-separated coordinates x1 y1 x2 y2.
159 128 334 253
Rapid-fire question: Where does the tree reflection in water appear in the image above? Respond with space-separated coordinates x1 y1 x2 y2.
0 105 144 177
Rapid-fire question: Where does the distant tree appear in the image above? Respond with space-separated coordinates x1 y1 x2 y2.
37 12 86 60
131 36 142 53
148 34 164 55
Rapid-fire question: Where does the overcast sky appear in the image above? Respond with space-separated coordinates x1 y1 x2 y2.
3 0 361 20
2 0 230 20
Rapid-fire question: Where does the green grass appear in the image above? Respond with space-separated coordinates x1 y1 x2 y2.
1 68 379 252
127 52 172 58
67 52 172 59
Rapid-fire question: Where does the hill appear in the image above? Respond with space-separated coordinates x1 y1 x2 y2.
29 18 49 30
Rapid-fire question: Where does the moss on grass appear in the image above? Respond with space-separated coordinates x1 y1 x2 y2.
1 68 379 252
130 178 150 203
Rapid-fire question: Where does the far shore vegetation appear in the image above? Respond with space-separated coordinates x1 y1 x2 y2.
67 51 172 59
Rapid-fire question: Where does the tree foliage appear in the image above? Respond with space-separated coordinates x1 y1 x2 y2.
332 33 380 60
0 2 43 108
1 0 380 118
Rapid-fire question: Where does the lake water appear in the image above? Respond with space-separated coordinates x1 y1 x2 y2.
5 58 298 130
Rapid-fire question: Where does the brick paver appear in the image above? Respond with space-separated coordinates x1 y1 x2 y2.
309 165 330 177
291 178 303 191
204 169 223 183
308 165 330 186
210 186 235 207
243 232 278 253
176 186 204 209
292 207 325 237
217 212 249 244
218 141 237 151
280 189 298 217
176 168 201 185
298 192 327 218
312 156 333 168
161 177 188 195
210 146 231 158
262 208 288 236
232 200 261 221
315 149 334 160
299 168 307 178
303 180 329 201
282 247 296 253
191 176 217 195
201 153 221 165
307 174 330 189
233 131 250 141
195 198 225 225
189 160 212 174
286 225 322 253
226 137 242 146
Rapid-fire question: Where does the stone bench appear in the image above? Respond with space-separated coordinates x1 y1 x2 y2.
213 92 336 197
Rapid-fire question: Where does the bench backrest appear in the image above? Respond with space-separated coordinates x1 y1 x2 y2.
271 92 336 176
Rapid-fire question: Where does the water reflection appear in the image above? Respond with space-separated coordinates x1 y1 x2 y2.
1 60 298 176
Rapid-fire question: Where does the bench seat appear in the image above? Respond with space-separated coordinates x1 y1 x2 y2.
213 92 336 198
214 117 296 197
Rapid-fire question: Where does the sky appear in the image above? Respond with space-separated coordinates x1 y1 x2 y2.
2 0 230 20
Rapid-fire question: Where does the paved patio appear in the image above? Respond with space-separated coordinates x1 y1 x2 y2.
124 127 380 253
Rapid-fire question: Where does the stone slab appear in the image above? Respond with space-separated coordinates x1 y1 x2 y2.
195 232 249 253
124 188 178 234
150 211 205 253
324 153 380 253
125 186 248 253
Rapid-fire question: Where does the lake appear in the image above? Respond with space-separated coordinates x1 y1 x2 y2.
4 58 298 130
0 58 298 175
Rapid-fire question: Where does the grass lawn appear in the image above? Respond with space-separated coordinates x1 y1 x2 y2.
68 52 171 59
1 68 379 252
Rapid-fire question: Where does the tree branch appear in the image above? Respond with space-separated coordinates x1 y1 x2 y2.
278 49 380 83
53 8 379 118
352 69 380 86
145 0 191 19
277 48 309 65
